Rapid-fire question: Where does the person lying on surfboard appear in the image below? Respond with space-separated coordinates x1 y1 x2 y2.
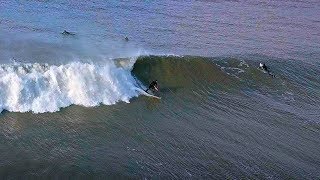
145 80 158 93
259 63 269 72
61 30 75 36
259 63 275 77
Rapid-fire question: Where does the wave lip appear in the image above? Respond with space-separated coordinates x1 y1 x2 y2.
0 61 139 113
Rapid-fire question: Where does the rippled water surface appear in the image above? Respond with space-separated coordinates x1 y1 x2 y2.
0 0 319 178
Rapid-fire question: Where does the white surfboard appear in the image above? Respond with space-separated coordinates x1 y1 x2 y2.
134 87 161 99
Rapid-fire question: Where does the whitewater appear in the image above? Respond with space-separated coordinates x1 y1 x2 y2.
0 60 140 113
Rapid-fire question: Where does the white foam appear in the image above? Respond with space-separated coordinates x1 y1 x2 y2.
0 60 141 113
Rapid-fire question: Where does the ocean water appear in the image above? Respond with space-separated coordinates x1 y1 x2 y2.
0 0 320 179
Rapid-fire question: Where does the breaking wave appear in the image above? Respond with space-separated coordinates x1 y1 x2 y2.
0 60 140 113
1 54 320 114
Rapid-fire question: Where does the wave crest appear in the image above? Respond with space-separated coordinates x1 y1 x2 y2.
0 61 139 113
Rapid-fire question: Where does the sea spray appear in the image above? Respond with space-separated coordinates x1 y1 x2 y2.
0 61 140 113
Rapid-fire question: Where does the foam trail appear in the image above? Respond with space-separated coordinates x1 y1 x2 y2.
0 61 140 113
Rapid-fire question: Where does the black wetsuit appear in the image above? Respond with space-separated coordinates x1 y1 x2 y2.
146 81 158 92
261 64 275 77
262 64 269 72
62 30 75 35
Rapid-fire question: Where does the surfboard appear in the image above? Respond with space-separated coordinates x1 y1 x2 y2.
144 92 161 99
258 67 275 77
134 87 161 99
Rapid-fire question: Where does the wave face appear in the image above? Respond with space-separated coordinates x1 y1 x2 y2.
132 55 236 89
132 55 320 123
1 54 320 115
0 61 139 113
132 55 320 93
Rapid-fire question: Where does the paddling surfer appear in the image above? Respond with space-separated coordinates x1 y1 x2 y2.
61 30 75 36
259 63 269 72
259 63 275 77
145 80 158 93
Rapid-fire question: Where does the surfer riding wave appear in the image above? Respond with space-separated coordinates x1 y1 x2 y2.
145 80 158 93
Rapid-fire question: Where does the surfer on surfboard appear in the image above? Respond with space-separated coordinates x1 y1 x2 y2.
259 63 269 72
259 63 275 77
145 80 158 93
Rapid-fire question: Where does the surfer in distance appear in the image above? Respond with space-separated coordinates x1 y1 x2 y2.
145 80 158 93
259 63 275 77
61 30 75 36
259 63 269 72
